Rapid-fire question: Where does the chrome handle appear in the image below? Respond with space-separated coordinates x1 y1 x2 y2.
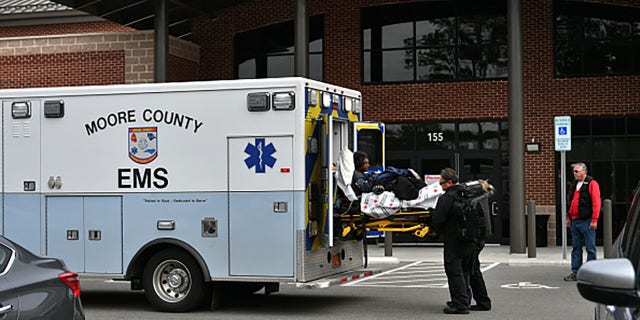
491 202 499 216
0 304 14 314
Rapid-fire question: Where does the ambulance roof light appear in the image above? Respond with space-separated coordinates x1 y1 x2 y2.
354 99 361 114
342 97 353 113
308 89 318 106
272 92 295 110
322 92 331 109
247 92 270 111
11 101 31 119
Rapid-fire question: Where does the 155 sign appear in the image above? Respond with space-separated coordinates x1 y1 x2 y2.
426 132 444 142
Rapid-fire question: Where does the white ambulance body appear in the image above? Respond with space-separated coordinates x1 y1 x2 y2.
1 78 381 312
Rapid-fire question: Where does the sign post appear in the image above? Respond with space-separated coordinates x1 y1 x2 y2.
554 116 571 259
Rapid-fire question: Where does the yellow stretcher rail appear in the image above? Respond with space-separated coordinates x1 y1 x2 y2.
337 210 435 240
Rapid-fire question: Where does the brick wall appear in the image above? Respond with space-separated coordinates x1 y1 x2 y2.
0 21 132 38
0 30 200 87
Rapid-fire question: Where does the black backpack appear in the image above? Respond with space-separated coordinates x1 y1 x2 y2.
452 181 493 243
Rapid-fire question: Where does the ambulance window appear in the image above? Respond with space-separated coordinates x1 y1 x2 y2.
358 129 383 170
11 101 31 119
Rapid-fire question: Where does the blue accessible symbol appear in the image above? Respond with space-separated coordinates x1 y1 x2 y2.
558 126 567 136
244 138 277 173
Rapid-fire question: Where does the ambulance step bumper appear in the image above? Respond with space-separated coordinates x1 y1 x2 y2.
294 269 380 289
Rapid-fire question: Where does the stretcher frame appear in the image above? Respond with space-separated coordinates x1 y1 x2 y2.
335 206 434 240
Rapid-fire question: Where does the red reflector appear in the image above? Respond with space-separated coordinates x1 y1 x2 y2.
59 272 81 298
341 278 348 283
352 275 360 280
281 168 291 173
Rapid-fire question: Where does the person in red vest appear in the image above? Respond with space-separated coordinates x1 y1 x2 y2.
564 162 601 281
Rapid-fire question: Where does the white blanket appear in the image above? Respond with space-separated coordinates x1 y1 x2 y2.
360 182 444 219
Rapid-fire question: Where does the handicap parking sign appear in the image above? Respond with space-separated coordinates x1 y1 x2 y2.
554 116 571 151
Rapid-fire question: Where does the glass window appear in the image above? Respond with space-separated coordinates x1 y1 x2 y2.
358 129 384 170
592 118 616 135
234 15 324 80
416 18 455 46
629 137 640 158
417 48 455 80
267 55 294 78
572 119 590 136
459 122 480 150
382 22 413 49
362 0 506 83
628 117 640 135
554 1 640 77
237 58 256 79
383 50 414 82
568 137 590 160
386 124 415 151
480 121 500 150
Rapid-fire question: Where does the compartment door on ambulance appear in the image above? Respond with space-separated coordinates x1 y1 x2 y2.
354 122 385 173
228 136 294 277
46 196 123 273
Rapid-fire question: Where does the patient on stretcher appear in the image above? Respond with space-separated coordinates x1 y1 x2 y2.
335 149 445 219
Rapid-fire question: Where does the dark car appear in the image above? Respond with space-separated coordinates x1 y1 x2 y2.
577 180 640 319
0 235 85 320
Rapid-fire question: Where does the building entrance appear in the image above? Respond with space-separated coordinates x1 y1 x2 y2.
385 120 508 244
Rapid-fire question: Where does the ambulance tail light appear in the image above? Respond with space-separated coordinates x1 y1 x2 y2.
272 92 295 110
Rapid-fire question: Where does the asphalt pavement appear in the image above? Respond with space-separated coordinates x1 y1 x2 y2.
367 243 605 265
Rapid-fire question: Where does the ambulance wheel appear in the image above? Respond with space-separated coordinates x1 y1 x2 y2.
143 249 206 312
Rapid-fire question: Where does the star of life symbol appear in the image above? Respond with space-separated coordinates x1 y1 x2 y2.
129 127 158 164
244 138 277 173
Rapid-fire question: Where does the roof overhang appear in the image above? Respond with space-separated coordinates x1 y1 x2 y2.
49 0 252 40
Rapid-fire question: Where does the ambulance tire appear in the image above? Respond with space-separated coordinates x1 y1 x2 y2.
143 249 206 312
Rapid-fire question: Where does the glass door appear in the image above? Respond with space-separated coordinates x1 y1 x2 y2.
459 151 503 244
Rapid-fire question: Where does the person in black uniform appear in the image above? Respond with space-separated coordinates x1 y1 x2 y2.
468 240 492 311
431 168 473 314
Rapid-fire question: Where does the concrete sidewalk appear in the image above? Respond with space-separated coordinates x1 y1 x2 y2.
366 244 605 265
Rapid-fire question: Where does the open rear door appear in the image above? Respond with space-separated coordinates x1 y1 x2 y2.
353 122 385 173
320 115 350 248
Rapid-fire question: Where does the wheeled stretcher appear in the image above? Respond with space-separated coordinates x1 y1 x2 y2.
332 149 443 241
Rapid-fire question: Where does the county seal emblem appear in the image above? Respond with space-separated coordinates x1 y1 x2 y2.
129 127 158 164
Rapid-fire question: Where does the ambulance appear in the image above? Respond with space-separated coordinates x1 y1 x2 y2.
1 78 384 312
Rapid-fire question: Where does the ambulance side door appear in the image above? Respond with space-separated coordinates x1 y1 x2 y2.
228 136 294 277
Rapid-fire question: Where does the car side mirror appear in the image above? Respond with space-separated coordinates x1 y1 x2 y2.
577 258 640 307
